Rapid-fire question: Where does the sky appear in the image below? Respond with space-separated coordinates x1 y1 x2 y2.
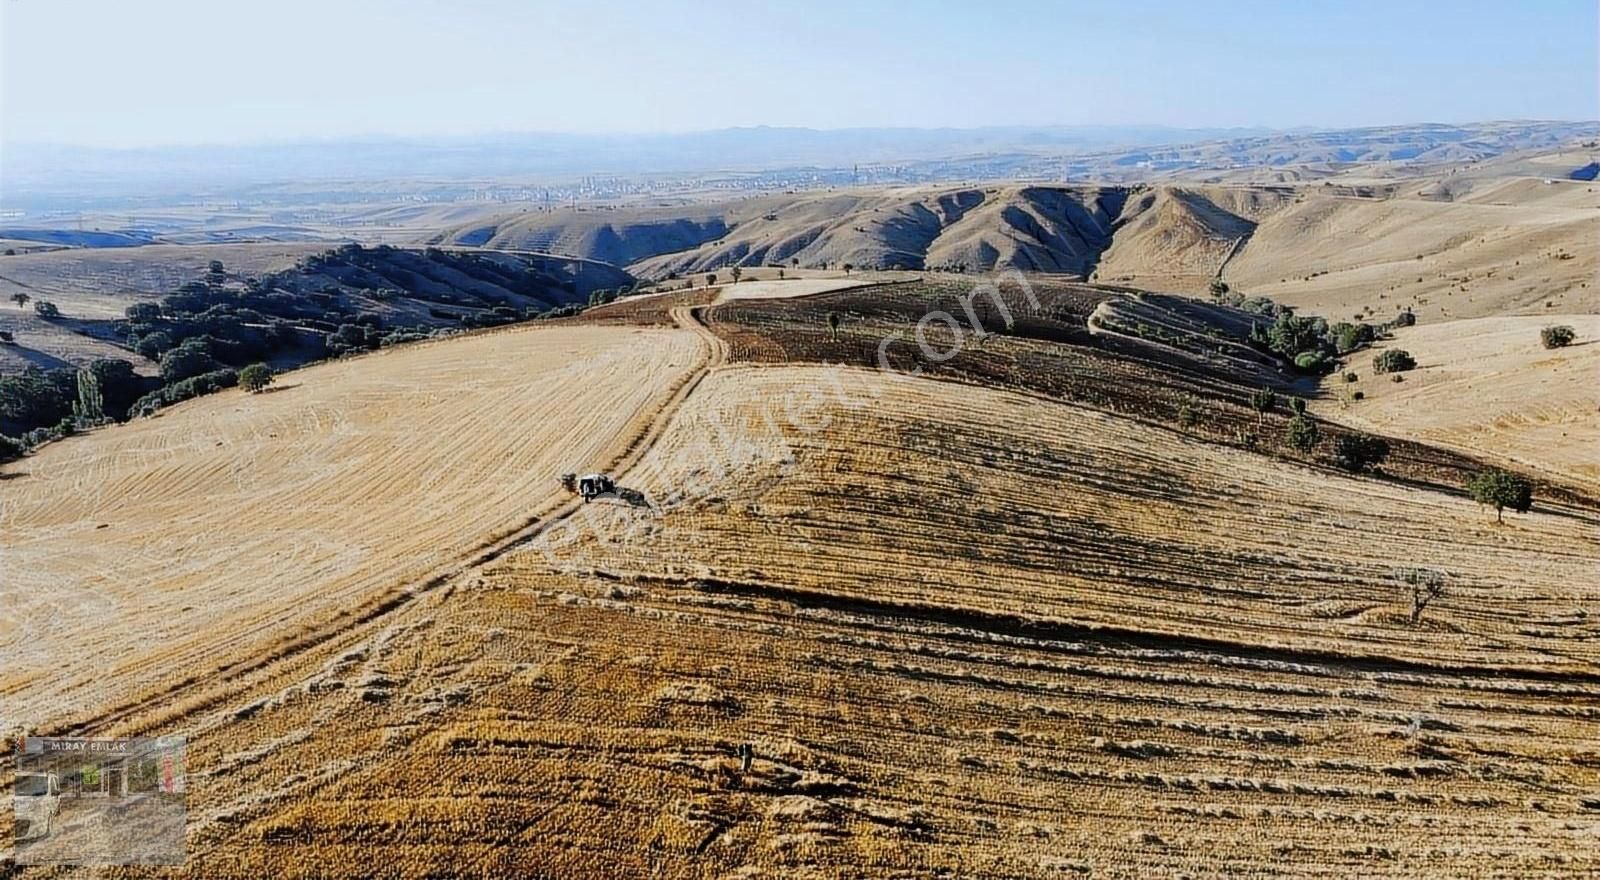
1 0 1595 148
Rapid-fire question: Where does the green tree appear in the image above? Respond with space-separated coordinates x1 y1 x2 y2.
1249 388 1277 425
1332 433 1389 473
9 292 29 309
1372 349 1416 374
239 362 276 394
159 339 216 383
0 433 23 463
1540 325 1576 349
73 367 105 424
1466 469 1533 523
1208 278 1230 300
827 311 842 342
1287 414 1320 453
706 273 718 287
1290 397 1307 416
842 263 854 275
1334 322 1376 354
730 266 743 284
33 300 60 319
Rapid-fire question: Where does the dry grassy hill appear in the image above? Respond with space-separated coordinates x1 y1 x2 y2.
425 151 1600 329
0 244 631 377
435 187 1134 279
2 278 1596 876
1320 315 1600 490
12 359 1594 877
0 322 706 728
1220 182 1598 322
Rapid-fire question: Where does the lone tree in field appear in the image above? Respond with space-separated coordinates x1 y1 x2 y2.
791 257 800 269
239 362 276 394
1540 325 1576 349
1249 388 1277 426
33 300 60 319
706 273 718 287
827 311 842 342
1467 469 1533 523
730 266 743 284
1372 349 1416 374
1395 567 1446 626
9 292 28 309
1332 433 1389 473
842 263 853 275
1286 414 1320 453
1290 396 1307 416
1208 278 1230 300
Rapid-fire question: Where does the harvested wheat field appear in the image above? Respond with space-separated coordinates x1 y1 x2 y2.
1321 315 1600 490
3 275 1598 878
50 364 1597 879
0 323 706 732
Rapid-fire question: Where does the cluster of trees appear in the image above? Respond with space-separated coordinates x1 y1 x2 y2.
0 359 152 459
1247 307 1381 374
1246 391 1388 473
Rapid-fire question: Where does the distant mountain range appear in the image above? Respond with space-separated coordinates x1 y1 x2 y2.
3 120 1595 212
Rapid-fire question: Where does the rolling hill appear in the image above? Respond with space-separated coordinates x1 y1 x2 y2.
3 278 1595 876
425 152 1599 325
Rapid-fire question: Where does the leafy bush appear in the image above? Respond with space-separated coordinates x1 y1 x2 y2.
159 338 218 383
0 433 24 462
1540 325 1576 349
1333 322 1377 354
239 363 275 393
1249 388 1277 420
1372 349 1416 374
1466 469 1533 523
1332 433 1389 473
1287 415 1320 453
1343 371 1358 383
34 300 61 319
131 368 238 417
1390 309 1416 328
0 366 76 435
1294 351 1329 373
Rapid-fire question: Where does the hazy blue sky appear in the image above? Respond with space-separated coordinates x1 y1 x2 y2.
2 0 1595 147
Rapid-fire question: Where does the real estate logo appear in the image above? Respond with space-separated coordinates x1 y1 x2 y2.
13 736 186 865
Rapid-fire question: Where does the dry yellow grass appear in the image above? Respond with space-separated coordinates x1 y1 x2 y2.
1223 186 1599 322
4 275 1598 877
22 364 1590 878
1319 315 1600 490
0 323 705 732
